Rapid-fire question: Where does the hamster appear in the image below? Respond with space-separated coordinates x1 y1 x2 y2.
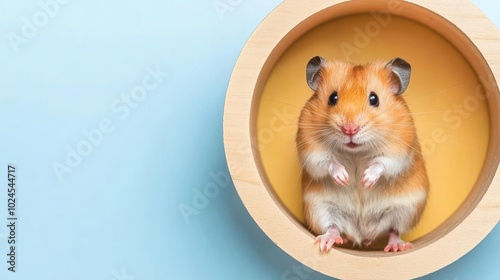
297 56 429 253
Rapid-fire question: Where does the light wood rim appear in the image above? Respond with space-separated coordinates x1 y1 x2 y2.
223 0 500 279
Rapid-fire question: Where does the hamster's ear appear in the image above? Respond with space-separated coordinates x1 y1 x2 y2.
387 58 411 95
306 56 325 91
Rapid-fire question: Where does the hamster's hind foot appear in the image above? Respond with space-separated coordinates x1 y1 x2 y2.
315 227 347 253
384 230 413 253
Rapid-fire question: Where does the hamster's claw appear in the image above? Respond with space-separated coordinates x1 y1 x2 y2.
384 231 414 252
363 240 373 247
328 162 349 186
384 242 413 253
315 228 344 253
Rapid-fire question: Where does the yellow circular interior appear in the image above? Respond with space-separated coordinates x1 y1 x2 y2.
256 14 490 241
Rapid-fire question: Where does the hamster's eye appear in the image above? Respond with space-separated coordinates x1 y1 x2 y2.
328 91 339 106
369 92 379 107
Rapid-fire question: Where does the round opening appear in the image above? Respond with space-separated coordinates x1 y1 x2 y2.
224 0 500 278
256 13 489 245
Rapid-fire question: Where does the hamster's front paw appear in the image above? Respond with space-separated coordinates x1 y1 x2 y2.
328 161 349 186
362 162 384 189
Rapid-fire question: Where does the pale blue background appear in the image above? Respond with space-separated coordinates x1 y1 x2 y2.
0 1 499 279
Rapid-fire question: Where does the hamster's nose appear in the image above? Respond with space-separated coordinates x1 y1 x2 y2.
341 124 360 136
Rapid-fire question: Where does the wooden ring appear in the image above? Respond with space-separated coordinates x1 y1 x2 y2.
224 0 500 278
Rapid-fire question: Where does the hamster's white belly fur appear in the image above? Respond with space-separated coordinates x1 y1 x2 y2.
304 169 426 245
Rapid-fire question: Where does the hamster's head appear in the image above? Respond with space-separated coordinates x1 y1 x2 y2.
299 56 416 154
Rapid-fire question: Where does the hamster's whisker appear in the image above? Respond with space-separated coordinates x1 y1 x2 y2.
280 67 315 93
296 130 335 150
298 124 336 129
407 111 449 115
266 99 303 109
364 104 406 121
419 82 469 99
372 130 423 156
303 100 328 113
